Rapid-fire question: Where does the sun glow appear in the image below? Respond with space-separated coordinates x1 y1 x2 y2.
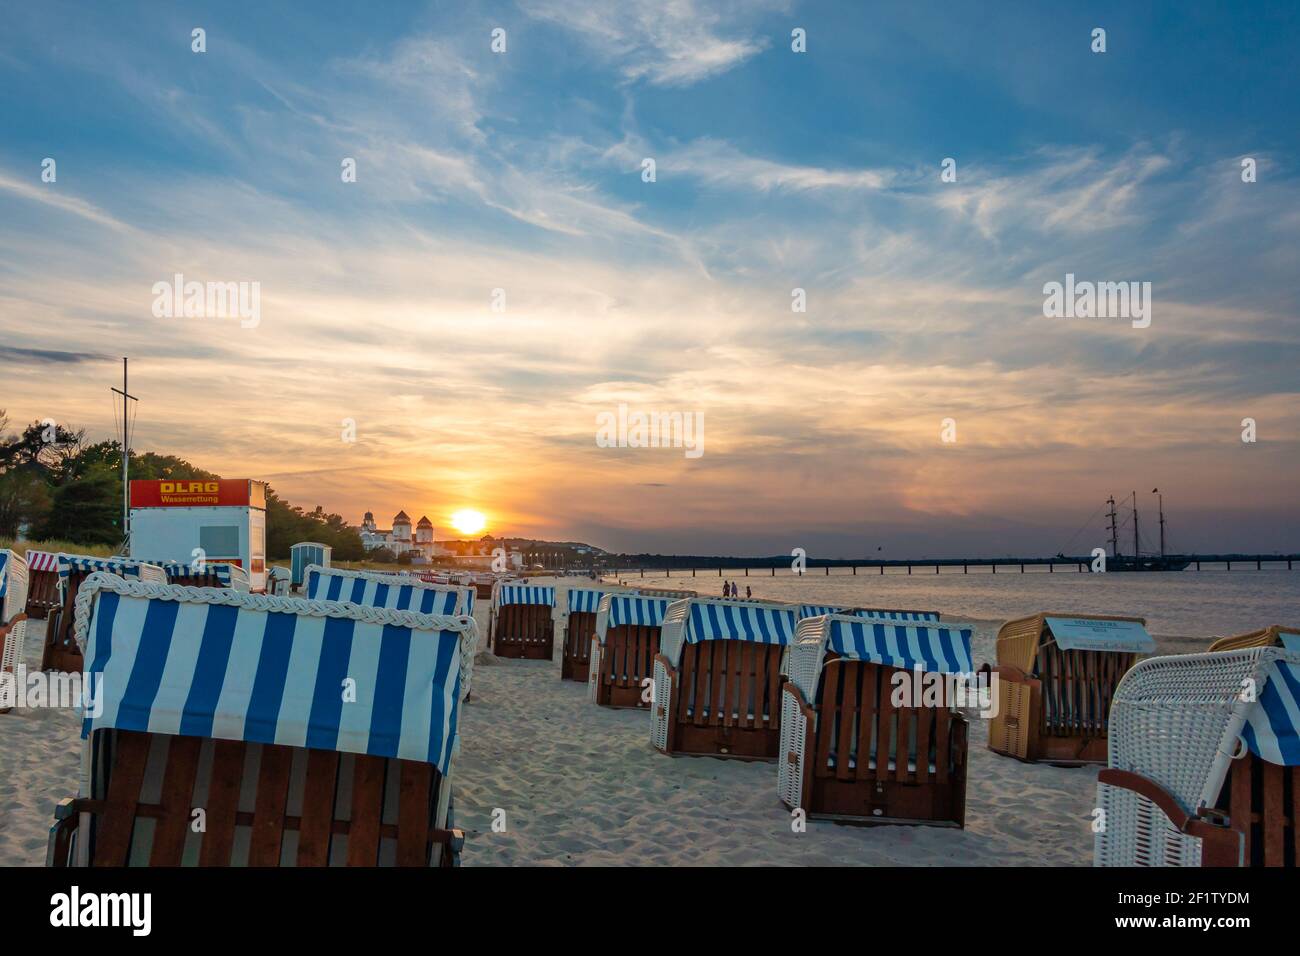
450 509 487 535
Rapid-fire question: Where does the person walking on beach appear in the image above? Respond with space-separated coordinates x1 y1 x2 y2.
746 585 752 599
722 581 730 597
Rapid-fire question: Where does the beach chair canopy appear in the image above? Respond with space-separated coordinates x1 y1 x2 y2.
494 584 555 608
659 598 798 667
72 573 475 773
305 565 472 616
799 604 848 619
565 586 623 615
787 614 974 702
24 549 60 573
1042 615 1154 654
56 554 167 583
855 608 941 622
0 549 28 619
594 593 675 643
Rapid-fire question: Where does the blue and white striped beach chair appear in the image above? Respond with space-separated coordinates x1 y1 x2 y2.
651 597 799 760
489 583 556 660
589 588 695 709
780 614 974 827
46 572 478 867
1096 643 1300 867
561 585 627 682
305 565 473 616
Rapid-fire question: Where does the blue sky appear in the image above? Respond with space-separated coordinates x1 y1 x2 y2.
2 1 1298 556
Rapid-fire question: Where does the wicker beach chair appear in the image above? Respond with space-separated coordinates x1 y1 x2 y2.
588 588 696 709
1 549 29 714
266 566 291 596
987 612 1153 764
21 549 61 620
651 598 799 760
305 565 473 616
151 560 251 592
779 614 973 826
1208 625 1300 653
41 555 167 673
46 572 477 867
561 586 625 682
1095 644 1300 867
488 583 556 660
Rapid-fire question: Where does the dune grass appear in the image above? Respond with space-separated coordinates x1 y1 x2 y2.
0 537 118 560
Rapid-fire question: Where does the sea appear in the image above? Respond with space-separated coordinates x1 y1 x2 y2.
603 567 1300 640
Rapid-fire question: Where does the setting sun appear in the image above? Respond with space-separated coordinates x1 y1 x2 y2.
450 509 487 535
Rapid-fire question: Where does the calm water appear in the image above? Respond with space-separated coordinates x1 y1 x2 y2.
603 568 1300 639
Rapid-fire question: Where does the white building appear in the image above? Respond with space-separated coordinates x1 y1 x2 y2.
359 510 448 561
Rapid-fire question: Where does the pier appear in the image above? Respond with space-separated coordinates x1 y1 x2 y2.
603 554 1300 577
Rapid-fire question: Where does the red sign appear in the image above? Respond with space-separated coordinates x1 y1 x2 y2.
130 479 263 509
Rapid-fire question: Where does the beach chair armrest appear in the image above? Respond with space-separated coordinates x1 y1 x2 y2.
1098 768 1242 866
46 797 80 867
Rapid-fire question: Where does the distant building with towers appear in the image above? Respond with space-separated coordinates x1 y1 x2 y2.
359 510 445 560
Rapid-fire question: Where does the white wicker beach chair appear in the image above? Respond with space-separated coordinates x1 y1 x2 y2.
652 597 799 760
779 614 974 826
266 565 291 596
488 583 555 659
1095 645 1300 867
0 549 29 714
46 572 477 867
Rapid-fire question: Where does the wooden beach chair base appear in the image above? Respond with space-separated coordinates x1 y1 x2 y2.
24 569 60 621
591 625 661 709
48 729 463 867
781 663 968 827
560 611 597 681
1100 752 1298 867
491 604 555 660
651 643 786 761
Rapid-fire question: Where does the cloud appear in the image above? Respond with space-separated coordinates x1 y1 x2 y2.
521 0 776 86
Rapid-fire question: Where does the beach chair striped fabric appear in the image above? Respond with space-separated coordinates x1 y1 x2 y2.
1096 645 1300 867
854 608 941 622
46 573 477 867
988 612 1153 764
0 550 29 714
305 566 473 616
489 583 557 659
41 554 167 672
652 598 799 760
22 549 61 620
561 586 624 682
780 615 974 826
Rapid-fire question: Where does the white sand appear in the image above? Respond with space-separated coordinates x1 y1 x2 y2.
0 583 1105 866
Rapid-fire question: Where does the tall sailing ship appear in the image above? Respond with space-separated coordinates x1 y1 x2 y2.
1103 490 1190 571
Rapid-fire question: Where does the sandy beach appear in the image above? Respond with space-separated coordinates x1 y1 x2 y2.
0 576 1182 867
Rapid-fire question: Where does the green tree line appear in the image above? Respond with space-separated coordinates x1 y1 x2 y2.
0 411 364 560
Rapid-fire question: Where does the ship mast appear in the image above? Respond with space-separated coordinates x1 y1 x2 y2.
1106 495 1120 558
1154 488 1165 558
1131 491 1140 561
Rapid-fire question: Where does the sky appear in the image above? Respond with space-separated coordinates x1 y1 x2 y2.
1 1 1298 558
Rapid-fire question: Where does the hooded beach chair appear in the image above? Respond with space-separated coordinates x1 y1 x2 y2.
1208 625 1300 653
41 555 167 673
152 560 251 592
1095 643 1300 867
489 583 556 660
588 588 696 709
22 549 61 620
266 566 291 596
561 586 624 682
987 612 1153 764
46 571 477 867
652 598 799 760
1 549 29 714
780 614 974 826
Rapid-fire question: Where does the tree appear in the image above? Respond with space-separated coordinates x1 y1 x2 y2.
34 466 121 544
